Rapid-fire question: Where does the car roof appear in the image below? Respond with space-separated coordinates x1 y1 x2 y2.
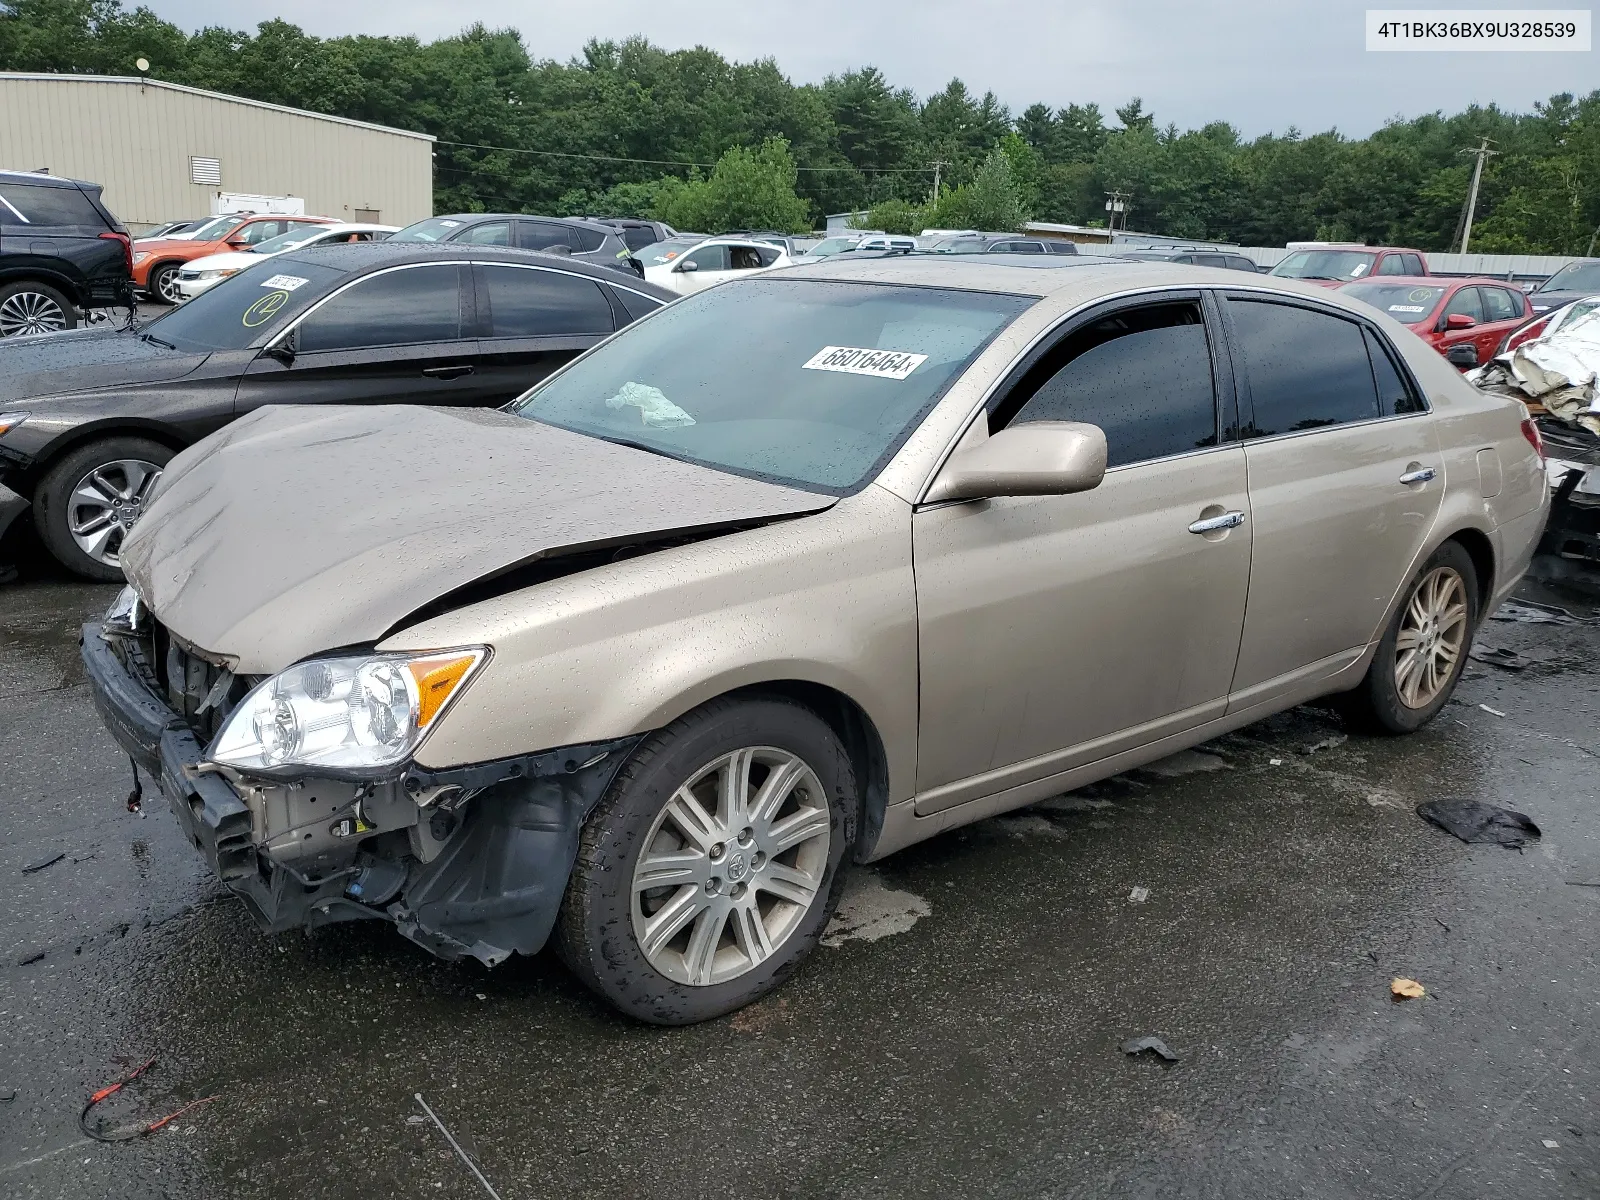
1345 275 1515 289
434 213 618 235
783 254 1375 305
274 242 675 297
1284 244 1424 254
0 168 92 189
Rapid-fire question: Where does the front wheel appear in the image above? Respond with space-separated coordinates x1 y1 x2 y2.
34 437 174 581
1341 541 1478 734
555 696 855 1024
146 262 183 305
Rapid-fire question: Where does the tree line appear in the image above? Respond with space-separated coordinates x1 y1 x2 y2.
4 0 1599 251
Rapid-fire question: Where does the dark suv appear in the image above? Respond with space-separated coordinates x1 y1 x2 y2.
0 170 132 337
390 214 642 275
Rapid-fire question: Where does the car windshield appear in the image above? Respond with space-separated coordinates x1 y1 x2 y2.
1341 283 1446 324
179 215 248 242
933 238 990 254
807 238 859 256
1550 297 1600 333
247 228 333 255
638 237 705 266
1270 250 1378 280
389 217 472 243
512 278 1029 492
137 261 346 352
1538 262 1600 293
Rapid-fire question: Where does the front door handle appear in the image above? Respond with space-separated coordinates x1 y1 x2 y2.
1188 510 1246 534
1399 466 1437 485
421 365 475 380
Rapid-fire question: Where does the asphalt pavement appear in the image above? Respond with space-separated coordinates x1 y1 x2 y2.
2 542 1597 1199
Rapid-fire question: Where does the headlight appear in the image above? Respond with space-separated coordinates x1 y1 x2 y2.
207 648 487 773
104 584 143 632
133 252 149 265
198 269 237 280
0 411 27 439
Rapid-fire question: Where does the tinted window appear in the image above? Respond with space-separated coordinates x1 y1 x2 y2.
137 261 347 351
1047 241 1078 255
1229 299 1381 435
1195 254 1227 268
999 301 1217 467
520 222 574 252
297 265 464 351
609 285 665 324
729 246 767 270
483 265 613 337
459 221 512 246
1482 287 1521 322
1364 328 1424 415
1442 287 1484 323
570 226 607 253
1226 256 1258 273
1403 255 1426 275
622 226 656 251
0 181 104 228
1375 254 1406 275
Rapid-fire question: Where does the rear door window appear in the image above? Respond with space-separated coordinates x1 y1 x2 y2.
1482 287 1521 322
570 225 607 253
621 226 656 251
518 221 574 252
1047 241 1078 255
1226 298 1381 435
1364 328 1425 416
459 221 512 246
296 264 466 351
1226 256 1258 272
995 299 1219 467
482 264 613 337
1403 254 1426 275
0 181 105 229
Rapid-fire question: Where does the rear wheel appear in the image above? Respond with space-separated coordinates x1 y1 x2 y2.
34 437 173 581
1342 541 1477 734
555 696 855 1024
0 281 77 337
147 262 183 305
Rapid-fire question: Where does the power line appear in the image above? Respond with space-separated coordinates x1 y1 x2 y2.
433 137 932 174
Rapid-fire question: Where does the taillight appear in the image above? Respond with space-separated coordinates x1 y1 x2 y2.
1520 415 1545 464
100 230 132 274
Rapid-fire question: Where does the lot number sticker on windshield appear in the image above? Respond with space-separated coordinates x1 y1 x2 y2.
802 346 928 380
1388 304 1427 313
260 274 310 291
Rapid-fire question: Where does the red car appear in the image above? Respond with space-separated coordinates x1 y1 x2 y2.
1269 245 1428 287
1339 276 1531 369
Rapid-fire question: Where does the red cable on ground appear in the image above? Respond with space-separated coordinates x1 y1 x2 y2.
79 1058 220 1143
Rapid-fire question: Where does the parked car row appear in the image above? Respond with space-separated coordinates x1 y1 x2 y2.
70 252 1547 1024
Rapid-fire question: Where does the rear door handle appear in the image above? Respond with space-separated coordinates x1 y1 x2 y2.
1188 510 1246 534
422 365 475 380
1399 467 1437 485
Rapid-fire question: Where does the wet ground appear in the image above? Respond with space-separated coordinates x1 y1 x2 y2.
2 545 1597 1199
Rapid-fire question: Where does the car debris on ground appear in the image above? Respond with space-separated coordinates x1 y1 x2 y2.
1416 799 1541 848
1121 1036 1180 1061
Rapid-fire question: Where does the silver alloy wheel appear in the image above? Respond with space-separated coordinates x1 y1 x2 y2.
1394 565 1469 709
67 459 163 568
631 746 831 986
0 289 69 337
153 266 184 304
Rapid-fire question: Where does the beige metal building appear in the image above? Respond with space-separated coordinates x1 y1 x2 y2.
0 72 434 232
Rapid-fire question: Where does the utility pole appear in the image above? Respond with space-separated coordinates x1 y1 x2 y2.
1458 137 1498 255
929 160 949 206
1104 190 1130 236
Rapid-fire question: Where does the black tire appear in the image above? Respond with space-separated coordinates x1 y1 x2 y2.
555 695 856 1025
146 262 182 305
0 280 78 337
34 436 175 581
1341 541 1478 735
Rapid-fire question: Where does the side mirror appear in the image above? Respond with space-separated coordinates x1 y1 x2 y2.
924 421 1108 504
675 259 699 273
264 327 297 364
1444 343 1479 368
1445 313 1476 330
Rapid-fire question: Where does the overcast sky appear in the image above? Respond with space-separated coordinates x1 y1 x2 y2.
141 0 1596 137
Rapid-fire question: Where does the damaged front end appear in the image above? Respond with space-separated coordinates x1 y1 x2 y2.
82 601 638 966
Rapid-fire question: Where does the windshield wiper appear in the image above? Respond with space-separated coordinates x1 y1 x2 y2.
140 331 176 349
589 432 690 463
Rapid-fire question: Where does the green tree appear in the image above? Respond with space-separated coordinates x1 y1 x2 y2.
653 137 810 232
861 197 927 234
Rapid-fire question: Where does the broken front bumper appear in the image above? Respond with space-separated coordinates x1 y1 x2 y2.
81 620 639 964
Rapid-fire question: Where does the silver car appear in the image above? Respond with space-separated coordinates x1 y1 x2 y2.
84 258 1549 1024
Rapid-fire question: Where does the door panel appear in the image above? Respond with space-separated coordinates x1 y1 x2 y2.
234 340 486 413
913 448 1252 809
1223 295 1445 696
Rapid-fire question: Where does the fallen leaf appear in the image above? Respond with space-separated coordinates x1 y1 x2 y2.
1391 977 1426 1000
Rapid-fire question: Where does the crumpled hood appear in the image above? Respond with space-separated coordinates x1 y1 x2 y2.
120 405 836 671
0 328 205 404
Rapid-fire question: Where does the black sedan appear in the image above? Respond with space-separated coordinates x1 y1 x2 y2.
0 243 673 580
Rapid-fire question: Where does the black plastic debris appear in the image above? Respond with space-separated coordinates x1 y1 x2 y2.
21 851 66 874
1417 799 1541 849
1121 1036 1179 1062
1490 600 1589 626
1469 646 1529 671
0 1088 16 1103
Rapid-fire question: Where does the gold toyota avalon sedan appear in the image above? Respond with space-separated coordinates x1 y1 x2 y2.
83 255 1549 1023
